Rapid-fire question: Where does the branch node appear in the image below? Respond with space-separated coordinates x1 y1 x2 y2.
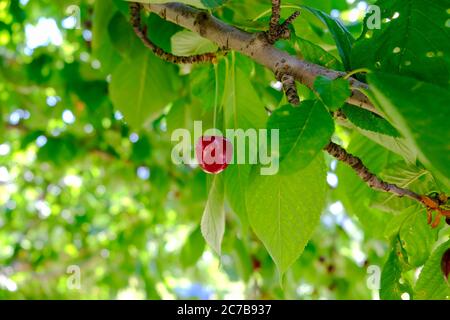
279 11 300 40
280 73 300 105
324 141 450 229
276 67 300 106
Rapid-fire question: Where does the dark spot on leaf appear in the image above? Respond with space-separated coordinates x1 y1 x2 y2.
327 264 335 274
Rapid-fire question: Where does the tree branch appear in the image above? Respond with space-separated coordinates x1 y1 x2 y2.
324 142 450 227
276 70 300 106
324 142 422 201
141 2 380 116
266 1 300 44
269 6 301 107
278 11 301 40
130 2 217 64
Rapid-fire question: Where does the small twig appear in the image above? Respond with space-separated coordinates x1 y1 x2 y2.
324 142 422 200
268 1 301 104
324 141 450 228
129 2 217 64
267 0 300 43
343 68 371 80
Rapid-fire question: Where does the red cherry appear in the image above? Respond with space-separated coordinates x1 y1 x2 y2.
195 136 233 174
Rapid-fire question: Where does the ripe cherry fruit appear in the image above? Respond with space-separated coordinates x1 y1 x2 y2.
195 136 233 174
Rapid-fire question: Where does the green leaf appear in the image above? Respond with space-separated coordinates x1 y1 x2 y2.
415 240 450 300
200 0 227 8
380 239 413 300
341 104 400 137
112 0 130 14
302 6 354 70
314 76 350 111
398 206 437 268
109 50 179 128
385 205 438 268
201 175 225 255
108 12 142 59
166 99 207 136
367 72 450 186
246 155 327 275
222 54 268 223
267 101 334 173
296 37 343 71
92 0 121 74
354 129 417 164
352 0 450 87
180 226 206 268
127 0 227 9
147 13 184 53
223 57 267 130
37 137 78 165
189 63 226 112
232 239 253 282
171 31 218 56
130 134 152 162
224 164 250 227
384 210 410 240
